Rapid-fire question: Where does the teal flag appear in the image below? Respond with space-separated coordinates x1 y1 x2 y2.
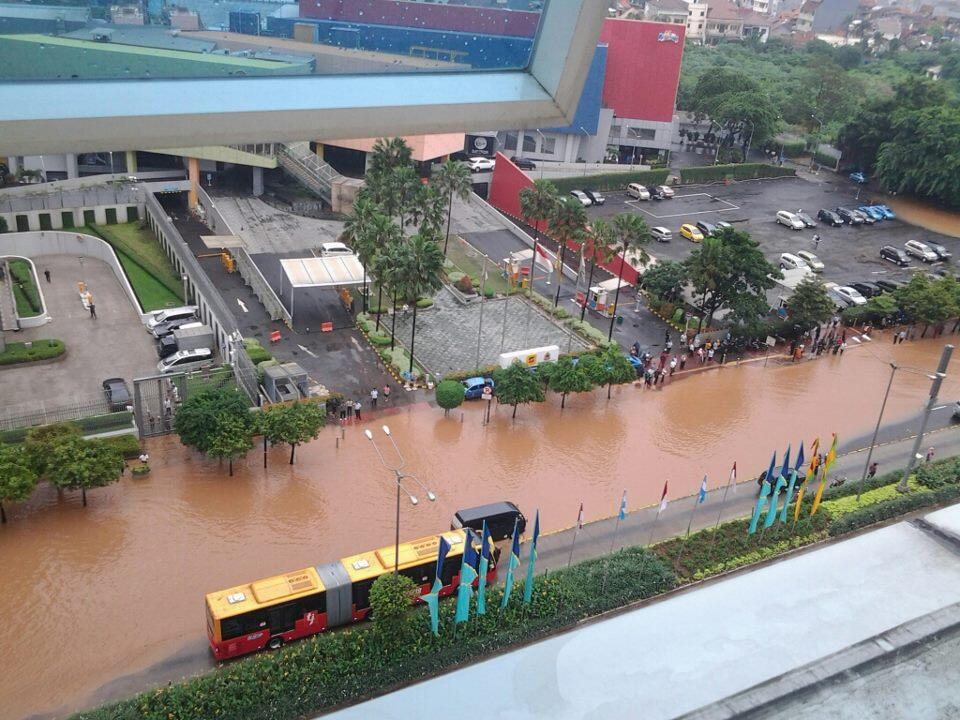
454 531 479 624
522 510 540 604
764 475 787 528
501 518 521 610
477 521 493 615
423 536 451 636
779 469 799 523
749 479 771 534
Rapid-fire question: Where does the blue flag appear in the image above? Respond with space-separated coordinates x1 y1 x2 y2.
781 444 791 482
476 522 494 616
618 490 627 521
698 476 707 503
794 441 805 473
764 472 788 529
455 531 479 624
749 452 777 535
501 518 521 610
522 510 540 604
780 469 799 524
423 536 451 636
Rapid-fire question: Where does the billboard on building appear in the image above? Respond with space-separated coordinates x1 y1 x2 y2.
465 134 498 158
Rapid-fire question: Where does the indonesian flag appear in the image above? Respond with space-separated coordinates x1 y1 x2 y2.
576 502 584 530
658 481 669 513
730 462 737 494
534 243 554 273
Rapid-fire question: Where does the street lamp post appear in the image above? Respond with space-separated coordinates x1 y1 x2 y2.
578 127 591 175
857 361 897 500
898 344 953 493
364 425 436 576
810 114 824 171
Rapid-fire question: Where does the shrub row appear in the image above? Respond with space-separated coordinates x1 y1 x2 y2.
74 548 675 720
0 339 65 366
242 338 273 366
819 478 919 518
356 312 392 346
9 259 42 315
828 484 960 537
549 168 670 194
0 413 133 444
678 163 796 185
525 291 608 346
378 346 422 381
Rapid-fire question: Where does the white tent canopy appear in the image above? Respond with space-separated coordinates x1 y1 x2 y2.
280 256 366 288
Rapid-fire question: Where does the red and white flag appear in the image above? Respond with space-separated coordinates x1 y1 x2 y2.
658 482 669 513
576 502 584 530
730 462 737 494
534 244 554 273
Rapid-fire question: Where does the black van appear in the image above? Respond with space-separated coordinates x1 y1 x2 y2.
451 502 526 541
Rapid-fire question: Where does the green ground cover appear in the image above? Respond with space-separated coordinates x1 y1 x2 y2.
8 258 42 317
445 237 511 296
0 339 64 366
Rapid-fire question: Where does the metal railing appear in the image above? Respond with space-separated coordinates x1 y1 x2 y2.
230 143 277 157
277 142 344 203
0 393 129 435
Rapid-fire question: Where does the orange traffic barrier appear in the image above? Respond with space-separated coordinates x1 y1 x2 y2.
320 322 334 333
269 330 281 343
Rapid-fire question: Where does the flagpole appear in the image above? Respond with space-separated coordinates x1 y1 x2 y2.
567 525 580 567
710 468 735 546
676 496 701 567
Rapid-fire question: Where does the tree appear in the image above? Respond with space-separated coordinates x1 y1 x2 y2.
579 219 617 322
342 198 379 312
547 196 588 307
23 422 81 478
0 444 38 523
369 573 417 645
433 160 473 256
367 137 413 205
174 387 253 455
608 213 649 340
396 233 445 375
518 180 560 298
787 277 835 330
683 227 778 328
640 260 687 302
207 412 254 476
590 344 638 399
492 360 545 419
435 380 465 415
370 218 404 332
411 185 447 238
379 236 411 350
260 400 327 465
895 275 958 336
548 356 593 409
389 165 423 229
47 437 124 507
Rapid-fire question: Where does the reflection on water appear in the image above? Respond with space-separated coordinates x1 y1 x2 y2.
0 334 953 718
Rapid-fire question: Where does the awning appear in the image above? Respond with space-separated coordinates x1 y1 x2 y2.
280 255 366 288
596 277 633 292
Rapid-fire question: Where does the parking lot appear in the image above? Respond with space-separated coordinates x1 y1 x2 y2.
584 175 958 290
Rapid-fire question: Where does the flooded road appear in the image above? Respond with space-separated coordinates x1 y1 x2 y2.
885 196 960 239
1 334 956 719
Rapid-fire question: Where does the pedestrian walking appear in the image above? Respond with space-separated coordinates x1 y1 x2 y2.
89 303 97 319
812 234 820 249
839 341 847 355
900 330 907 344
370 387 379 408
719 347 727 364
680 353 688 370
669 356 677 375
697 347 705 364
926 447 935 463
147 413 155 432
43 269 51 283
382 384 391 404
868 462 878 478
659 368 668 385
708 347 715 362
354 400 362 422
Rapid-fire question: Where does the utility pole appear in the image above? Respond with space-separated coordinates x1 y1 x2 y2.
858 362 897 500
899 344 953 493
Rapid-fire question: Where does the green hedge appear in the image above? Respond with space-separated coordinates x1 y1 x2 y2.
678 163 796 185
74 549 674 720
0 339 65 366
916 457 960 490
442 365 501 382
549 168 670 194
242 339 273 366
828 485 960 536
100 433 141 459
9 258 42 316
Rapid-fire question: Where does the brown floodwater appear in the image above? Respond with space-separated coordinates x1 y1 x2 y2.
0 334 955 719
884 196 960 239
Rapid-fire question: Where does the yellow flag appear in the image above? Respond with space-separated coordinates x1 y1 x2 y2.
794 437 819 521
824 433 838 471
810 463 828 516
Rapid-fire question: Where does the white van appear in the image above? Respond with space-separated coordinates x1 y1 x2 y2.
146 306 197 332
157 347 215 374
626 183 650 200
775 211 805 230
779 253 808 271
319 242 353 257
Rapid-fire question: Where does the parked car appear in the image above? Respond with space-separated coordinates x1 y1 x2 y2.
583 189 606 206
152 315 202 339
849 281 881 298
319 241 353 256
818 209 844 226
510 156 536 170
570 190 592 207
853 209 876 225
874 278 902 292
655 185 675 198
102 378 131 410
146 305 197 334
714 220 733 231
776 210 805 230
858 206 885 221
779 253 809 271
874 204 897 220
157 347 215 374
833 286 868 307
836 207 863 225
880 245 910 266
461 376 494 400
695 221 716 237
626 183 650 200
466 156 496 172
905 240 939 262
796 250 824 272
795 211 817 228
649 186 667 200
680 223 704 242
850 171 868 184
650 226 672 243
931 243 953 261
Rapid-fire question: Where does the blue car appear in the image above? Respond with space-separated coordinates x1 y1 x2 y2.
874 204 897 220
462 376 494 399
850 171 868 184
859 205 885 221
626 354 642 370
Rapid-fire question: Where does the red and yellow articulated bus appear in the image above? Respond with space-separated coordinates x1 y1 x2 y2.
205 530 497 660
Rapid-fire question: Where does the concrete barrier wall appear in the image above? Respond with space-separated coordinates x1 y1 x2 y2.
0 204 145 232
0 231 147 322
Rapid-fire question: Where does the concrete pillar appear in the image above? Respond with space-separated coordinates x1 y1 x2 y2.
187 157 199 209
252 166 264 197
65 153 79 179
315 143 324 160
6 156 19 174
125 150 137 174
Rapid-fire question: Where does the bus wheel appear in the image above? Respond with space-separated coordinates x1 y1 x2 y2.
267 637 284 650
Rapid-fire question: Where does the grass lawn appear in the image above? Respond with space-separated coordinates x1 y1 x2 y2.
184 366 238 396
8 259 42 317
84 224 184 312
445 236 511 296
0 338 65 366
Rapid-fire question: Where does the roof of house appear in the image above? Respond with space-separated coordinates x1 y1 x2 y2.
647 0 691 13
63 23 217 52
707 0 773 24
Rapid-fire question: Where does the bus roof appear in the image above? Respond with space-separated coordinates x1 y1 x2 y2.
206 566 325 620
341 530 467 583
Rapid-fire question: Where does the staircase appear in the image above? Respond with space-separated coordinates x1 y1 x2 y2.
277 142 345 205
0 260 19 331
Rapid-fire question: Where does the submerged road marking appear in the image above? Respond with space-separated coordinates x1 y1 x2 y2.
297 344 317 358
236 298 248 313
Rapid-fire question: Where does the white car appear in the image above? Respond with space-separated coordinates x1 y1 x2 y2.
796 250 824 272
904 240 939 262
779 253 809 271
570 190 593 207
834 286 868 307
656 185 675 198
626 183 650 200
650 226 672 242
776 210 806 230
319 241 353 256
466 156 496 172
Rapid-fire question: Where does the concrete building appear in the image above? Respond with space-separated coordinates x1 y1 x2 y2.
643 0 691 25
109 4 145 25
317 134 466 178
688 0 772 42
0 2 89 34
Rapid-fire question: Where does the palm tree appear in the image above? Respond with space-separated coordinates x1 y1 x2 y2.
547 196 588 308
608 213 650 341
518 180 559 297
580 218 616 322
368 137 412 183
411 185 447 237
342 198 378 312
373 229 404 335
390 165 422 229
397 233 445 375
433 159 472 256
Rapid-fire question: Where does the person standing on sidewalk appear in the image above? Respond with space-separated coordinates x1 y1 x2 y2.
868 462 878 478
44 269 51 283
370 387 378 408
926 447 935 463
680 352 688 371
669 356 677 376
382 384 391 404
89 303 97 319
354 400 362 422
